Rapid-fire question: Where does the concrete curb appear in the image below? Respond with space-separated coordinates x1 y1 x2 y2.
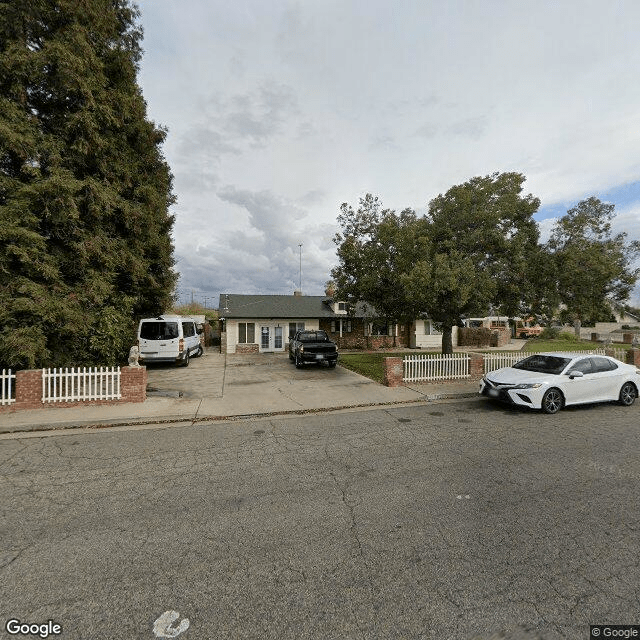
0 392 480 435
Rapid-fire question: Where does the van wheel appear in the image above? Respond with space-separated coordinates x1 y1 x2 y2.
181 352 190 367
196 345 203 357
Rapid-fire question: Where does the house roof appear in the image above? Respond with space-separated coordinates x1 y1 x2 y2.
218 294 336 319
218 294 378 319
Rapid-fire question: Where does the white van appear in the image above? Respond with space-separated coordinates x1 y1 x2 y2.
137 315 203 366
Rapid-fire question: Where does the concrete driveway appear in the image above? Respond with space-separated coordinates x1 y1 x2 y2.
145 348 423 413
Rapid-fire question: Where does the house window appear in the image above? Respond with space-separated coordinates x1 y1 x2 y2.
289 322 305 338
274 327 283 349
371 321 390 336
338 302 347 311
330 320 352 333
423 321 441 336
238 322 255 343
490 320 507 328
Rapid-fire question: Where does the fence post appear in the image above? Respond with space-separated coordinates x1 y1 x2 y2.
469 353 484 380
626 348 640 367
383 357 403 387
14 370 44 408
120 366 147 402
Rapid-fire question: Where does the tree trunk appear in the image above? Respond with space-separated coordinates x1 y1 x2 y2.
574 318 581 338
441 323 454 354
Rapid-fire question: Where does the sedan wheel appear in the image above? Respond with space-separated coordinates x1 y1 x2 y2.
541 388 563 414
619 382 637 406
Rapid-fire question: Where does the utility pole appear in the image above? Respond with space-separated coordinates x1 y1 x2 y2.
298 243 303 292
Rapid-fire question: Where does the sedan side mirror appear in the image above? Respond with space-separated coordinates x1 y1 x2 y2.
567 370 584 379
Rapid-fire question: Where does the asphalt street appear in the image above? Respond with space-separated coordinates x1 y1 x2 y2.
1 398 639 639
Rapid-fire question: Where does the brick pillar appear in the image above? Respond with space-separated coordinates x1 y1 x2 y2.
469 353 484 380
625 348 640 367
120 366 147 403
383 357 403 387
15 369 43 408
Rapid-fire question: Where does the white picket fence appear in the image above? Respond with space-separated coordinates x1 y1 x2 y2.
612 348 627 362
402 348 626 382
42 367 121 403
1 369 16 405
403 353 470 382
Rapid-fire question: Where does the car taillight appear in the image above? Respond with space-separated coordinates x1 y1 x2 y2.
179 338 184 352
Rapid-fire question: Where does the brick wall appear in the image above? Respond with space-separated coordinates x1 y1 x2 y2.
0 366 147 413
235 343 259 354
490 328 511 347
383 357 403 387
626 348 640 367
120 366 147 403
469 353 484 380
319 318 409 350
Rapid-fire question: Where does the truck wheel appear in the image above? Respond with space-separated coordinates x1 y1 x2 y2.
329 361 337 368
295 354 303 369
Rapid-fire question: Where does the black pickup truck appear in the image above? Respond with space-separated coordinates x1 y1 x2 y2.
289 330 338 368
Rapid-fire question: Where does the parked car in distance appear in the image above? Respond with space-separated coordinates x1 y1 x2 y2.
480 352 640 414
515 319 543 338
289 330 338 369
138 315 203 367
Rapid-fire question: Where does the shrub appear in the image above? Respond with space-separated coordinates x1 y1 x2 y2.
557 331 581 342
458 327 493 347
538 327 561 340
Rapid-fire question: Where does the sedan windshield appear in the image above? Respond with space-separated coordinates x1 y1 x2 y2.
512 355 571 375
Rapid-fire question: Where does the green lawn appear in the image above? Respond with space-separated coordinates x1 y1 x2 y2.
339 340 634 383
522 338 631 352
339 352 414 384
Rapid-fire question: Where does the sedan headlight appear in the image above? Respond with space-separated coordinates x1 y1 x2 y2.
513 383 543 389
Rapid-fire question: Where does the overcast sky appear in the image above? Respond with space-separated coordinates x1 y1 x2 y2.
136 0 640 309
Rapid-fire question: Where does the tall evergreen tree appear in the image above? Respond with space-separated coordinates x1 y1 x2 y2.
0 0 177 368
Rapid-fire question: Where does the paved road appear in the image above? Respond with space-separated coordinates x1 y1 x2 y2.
1 399 639 639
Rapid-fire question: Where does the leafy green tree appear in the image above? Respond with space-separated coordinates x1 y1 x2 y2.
332 194 422 329
546 197 640 336
332 173 542 353
0 0 177 368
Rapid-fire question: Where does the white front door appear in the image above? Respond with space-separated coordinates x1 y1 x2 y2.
260 326 271 351
260 325 285 352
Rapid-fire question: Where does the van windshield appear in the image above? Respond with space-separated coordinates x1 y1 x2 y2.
140 322 179 340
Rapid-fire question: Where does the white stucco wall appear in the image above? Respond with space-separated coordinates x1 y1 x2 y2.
225 318 319 353
412 321 458 349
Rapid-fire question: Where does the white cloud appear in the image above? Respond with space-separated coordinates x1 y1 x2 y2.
136 0 640 307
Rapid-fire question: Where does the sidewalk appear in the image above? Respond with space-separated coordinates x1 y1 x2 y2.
0 351 480 434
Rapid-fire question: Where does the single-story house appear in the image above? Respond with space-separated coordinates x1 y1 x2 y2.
218 293 445 354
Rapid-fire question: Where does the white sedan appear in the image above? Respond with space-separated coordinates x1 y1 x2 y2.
479 352 640 414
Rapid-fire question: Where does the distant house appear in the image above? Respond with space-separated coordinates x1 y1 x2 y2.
218 293 417 354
